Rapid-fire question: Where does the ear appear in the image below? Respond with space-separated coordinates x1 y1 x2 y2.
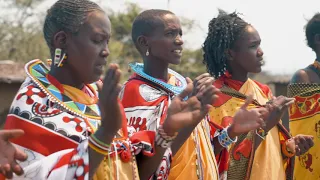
137 35 149 53
53 31 68 50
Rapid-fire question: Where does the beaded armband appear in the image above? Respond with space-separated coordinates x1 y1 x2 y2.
155 125 178 148
218 126 238 148
256 128 268 140
88 133 111 155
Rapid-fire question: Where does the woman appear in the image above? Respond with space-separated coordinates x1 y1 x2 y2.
121 9 269 180
2 0 216 179
288 13 320 180
203 10 314 180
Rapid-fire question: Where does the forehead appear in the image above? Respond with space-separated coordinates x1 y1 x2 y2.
161 14 181 29
239 26 260 42
81 11 111 35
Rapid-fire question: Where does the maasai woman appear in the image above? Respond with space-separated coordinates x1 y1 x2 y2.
2 1 217 179
288 13 320 180
121 9 269 180
203 10 314 180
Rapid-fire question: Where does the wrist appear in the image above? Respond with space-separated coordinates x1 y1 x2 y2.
162 121 177 137
227 124 238 139
94 127 116 145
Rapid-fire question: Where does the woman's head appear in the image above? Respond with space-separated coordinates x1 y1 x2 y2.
305 13 320 53
132 9 183 65
44 0 111 84
202 10 264 79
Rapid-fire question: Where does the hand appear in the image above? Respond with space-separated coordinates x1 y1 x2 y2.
286 135 314 156
264 96 295 131
228 95 266 138
192 73 214 95
163 77 215 136
0 129 28 179
97 64 123 138
192 73 220 105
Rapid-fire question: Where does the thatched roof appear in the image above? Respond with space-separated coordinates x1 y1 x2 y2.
0 60 26 83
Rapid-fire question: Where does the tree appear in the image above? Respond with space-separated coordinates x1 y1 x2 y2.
0 0 49 62
0 1 205 80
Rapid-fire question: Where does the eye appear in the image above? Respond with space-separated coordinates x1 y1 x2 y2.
93 38 104 44
166 31 174 36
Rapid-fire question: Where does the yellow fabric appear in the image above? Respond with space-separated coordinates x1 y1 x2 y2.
167 74 218 180
288 83 320 180
62 84 98 105
169 120 219 180
209 79 286 180
93 156 140 180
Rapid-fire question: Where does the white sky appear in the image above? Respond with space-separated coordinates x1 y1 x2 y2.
42 0 320 75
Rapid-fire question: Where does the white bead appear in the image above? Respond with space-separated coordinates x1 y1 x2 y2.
76 166 84 177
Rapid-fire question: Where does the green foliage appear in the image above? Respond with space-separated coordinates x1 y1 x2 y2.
0 1 205 80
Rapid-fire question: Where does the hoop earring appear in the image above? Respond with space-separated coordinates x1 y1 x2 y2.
146 49 149 56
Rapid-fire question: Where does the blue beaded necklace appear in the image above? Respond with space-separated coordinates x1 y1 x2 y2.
129 62 187 95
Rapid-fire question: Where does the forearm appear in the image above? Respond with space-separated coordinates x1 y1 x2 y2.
213 126 238 155
137 145 168 180
171 124 197 155
89 128 115 179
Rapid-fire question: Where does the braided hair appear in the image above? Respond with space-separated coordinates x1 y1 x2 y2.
305 13 320 51
202 10 249 79
43 0 103 54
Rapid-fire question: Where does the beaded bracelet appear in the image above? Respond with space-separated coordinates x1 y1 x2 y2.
218 126 238 148
155 125 178 148
282 139 295 158
256 128 268 140
88 134 111 156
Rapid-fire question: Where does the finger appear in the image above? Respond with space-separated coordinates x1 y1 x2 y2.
0 129 25 141
305 136 315 147
14 148 28 162
241 94 253 109
178 77 193 100
101 64 116 96
110 69 122 96
199 85 215 105
194 73 211 83
197 77 214 87
284 99 295 107
295 145 301 156
96 80 103 94
104 65 121 98
3 164 13 179
11 162 24 176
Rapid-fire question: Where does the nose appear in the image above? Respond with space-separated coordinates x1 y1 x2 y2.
175 35 184 45
257 47 263 57
101 45 110 58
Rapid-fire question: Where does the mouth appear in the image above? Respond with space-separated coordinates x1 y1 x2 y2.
95 64 105 73
258 59 265 66
172 49 183 56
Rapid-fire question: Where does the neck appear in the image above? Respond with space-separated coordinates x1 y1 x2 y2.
143 56 169 81
49 65 84 89
229 65 248 82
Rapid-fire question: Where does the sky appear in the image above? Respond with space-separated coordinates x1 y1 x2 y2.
42 0 320 75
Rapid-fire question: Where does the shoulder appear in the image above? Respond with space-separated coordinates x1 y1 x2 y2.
290 69 313 84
